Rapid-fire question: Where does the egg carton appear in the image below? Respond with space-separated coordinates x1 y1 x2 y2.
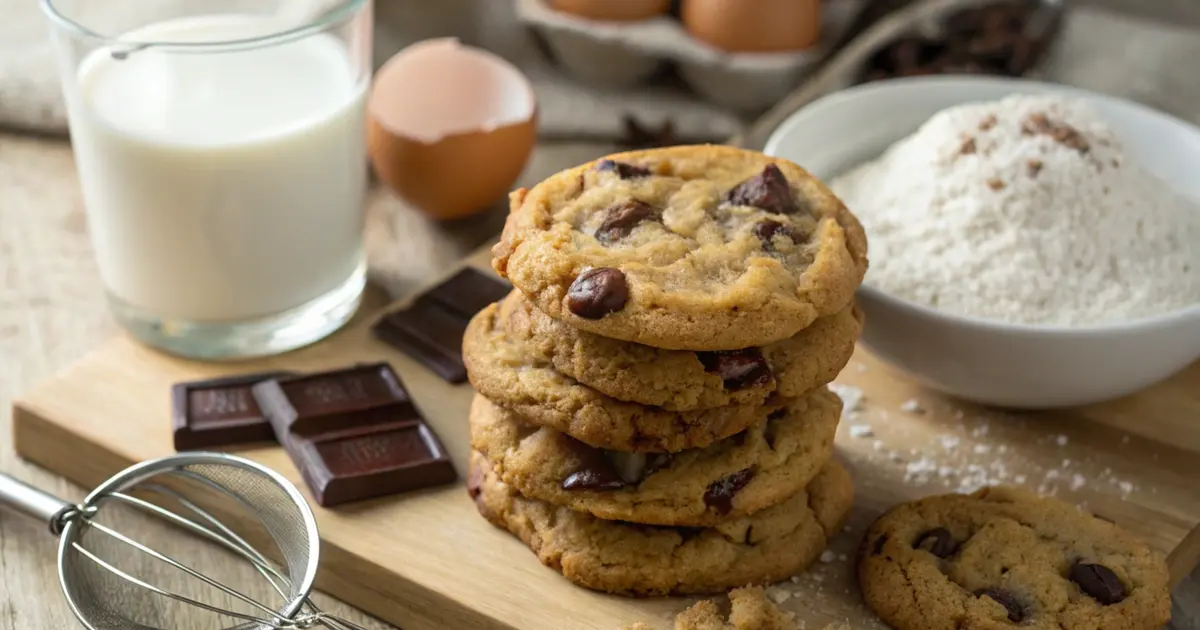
734 0 1066 148
514 0 870 114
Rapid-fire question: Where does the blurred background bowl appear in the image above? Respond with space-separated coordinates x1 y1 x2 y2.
764 75 1200 408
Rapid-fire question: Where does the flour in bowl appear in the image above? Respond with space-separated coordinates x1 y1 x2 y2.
831 94 1200 326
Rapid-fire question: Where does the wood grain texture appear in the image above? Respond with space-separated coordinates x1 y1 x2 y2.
12 241 1200 630
0 131 621 630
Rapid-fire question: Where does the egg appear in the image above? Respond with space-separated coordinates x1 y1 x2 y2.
368 39 537 220
682 0 821 52
549 0 672 21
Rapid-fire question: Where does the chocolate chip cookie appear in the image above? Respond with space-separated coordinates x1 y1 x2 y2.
858 487 1171 630
492 145 869 350
469 451 853 596
499 290 863 410
463 301 775 452
469 387 840 526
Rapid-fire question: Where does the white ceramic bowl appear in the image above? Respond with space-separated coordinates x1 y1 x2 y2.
764 76 1200 408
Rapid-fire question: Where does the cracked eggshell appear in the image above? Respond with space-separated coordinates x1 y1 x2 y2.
368 38 537 220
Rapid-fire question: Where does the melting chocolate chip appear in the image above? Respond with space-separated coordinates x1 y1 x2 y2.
562 439 626 490
975 588 1025 622
725 165 800 215
1069 562 1127 605
594 159 651 179
872 534 889 556
914 527 958 558
697 349 772 390
566 268 629 319
562 469 625 490
752 220 799 252
595 200 657 244
704 468 755 514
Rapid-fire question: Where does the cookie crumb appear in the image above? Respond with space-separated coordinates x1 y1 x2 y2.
900 399 925 414
819 550 837 564
939 435 960 450
1056 434 1069 446
1070 474 1087 491
767 587 792 604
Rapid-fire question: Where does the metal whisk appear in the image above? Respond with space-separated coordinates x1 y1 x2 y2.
0 452 369 630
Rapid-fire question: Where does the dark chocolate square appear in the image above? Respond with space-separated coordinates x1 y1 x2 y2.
285 421 456 507
171 371 291 451
372 267 510 384
252 363 417 438
425 267 513 317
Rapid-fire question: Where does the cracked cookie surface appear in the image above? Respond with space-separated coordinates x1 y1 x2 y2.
858 487 1170 630
499 290 862 410
469 388 840 526
463 301 776 452
469 451 853 596
492 145 868 350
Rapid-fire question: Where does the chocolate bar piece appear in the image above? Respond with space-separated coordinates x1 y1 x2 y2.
171 371 291 451
372 267 510 383
252 363 414 438
284 420 456 507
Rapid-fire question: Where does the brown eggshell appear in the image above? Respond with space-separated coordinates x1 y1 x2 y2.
368 39 538 220
682 0 821 52
550 0 671 21
368 115 537 221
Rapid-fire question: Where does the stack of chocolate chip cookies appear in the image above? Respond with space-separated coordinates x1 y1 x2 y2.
463 145 869 596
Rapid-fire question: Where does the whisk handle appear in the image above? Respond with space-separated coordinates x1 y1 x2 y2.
0 474 71 535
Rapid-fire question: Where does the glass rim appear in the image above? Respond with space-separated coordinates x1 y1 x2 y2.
40 0 367 51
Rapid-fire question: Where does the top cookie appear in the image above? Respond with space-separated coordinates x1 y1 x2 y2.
858 487 1170 630
493 145 869 350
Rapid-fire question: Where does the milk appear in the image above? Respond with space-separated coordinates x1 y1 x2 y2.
67 14 368 322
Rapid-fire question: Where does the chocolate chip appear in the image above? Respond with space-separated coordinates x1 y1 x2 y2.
725 165 800 215
566 268 629 319
595 200 657 244
913 527 958 558
752 220 799 252
1069 562 1127 605
697 349 772 390
975 588 1025 622
872 534 889 556
594 159 651 179
561 439 626 491
704 468 755 514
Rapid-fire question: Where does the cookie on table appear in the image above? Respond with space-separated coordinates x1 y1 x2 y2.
468 451 854 596
492 145 869 350
469 387 840 526
858 487 1171 630
463 301 777 452
500 290 863 410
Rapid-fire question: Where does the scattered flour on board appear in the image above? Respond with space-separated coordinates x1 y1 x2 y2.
831 94 1200 325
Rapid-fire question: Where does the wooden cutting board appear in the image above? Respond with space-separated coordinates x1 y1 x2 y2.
12 244 1200 630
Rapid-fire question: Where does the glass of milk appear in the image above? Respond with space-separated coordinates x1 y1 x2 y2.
43 0 372 359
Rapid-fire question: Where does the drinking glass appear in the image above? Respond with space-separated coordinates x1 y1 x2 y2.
43 0 373 359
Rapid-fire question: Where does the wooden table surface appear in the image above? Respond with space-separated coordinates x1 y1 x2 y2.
0 132 621 628
5 2 1200 624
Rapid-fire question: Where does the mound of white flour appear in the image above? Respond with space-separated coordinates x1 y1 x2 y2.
831 95 1200 326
